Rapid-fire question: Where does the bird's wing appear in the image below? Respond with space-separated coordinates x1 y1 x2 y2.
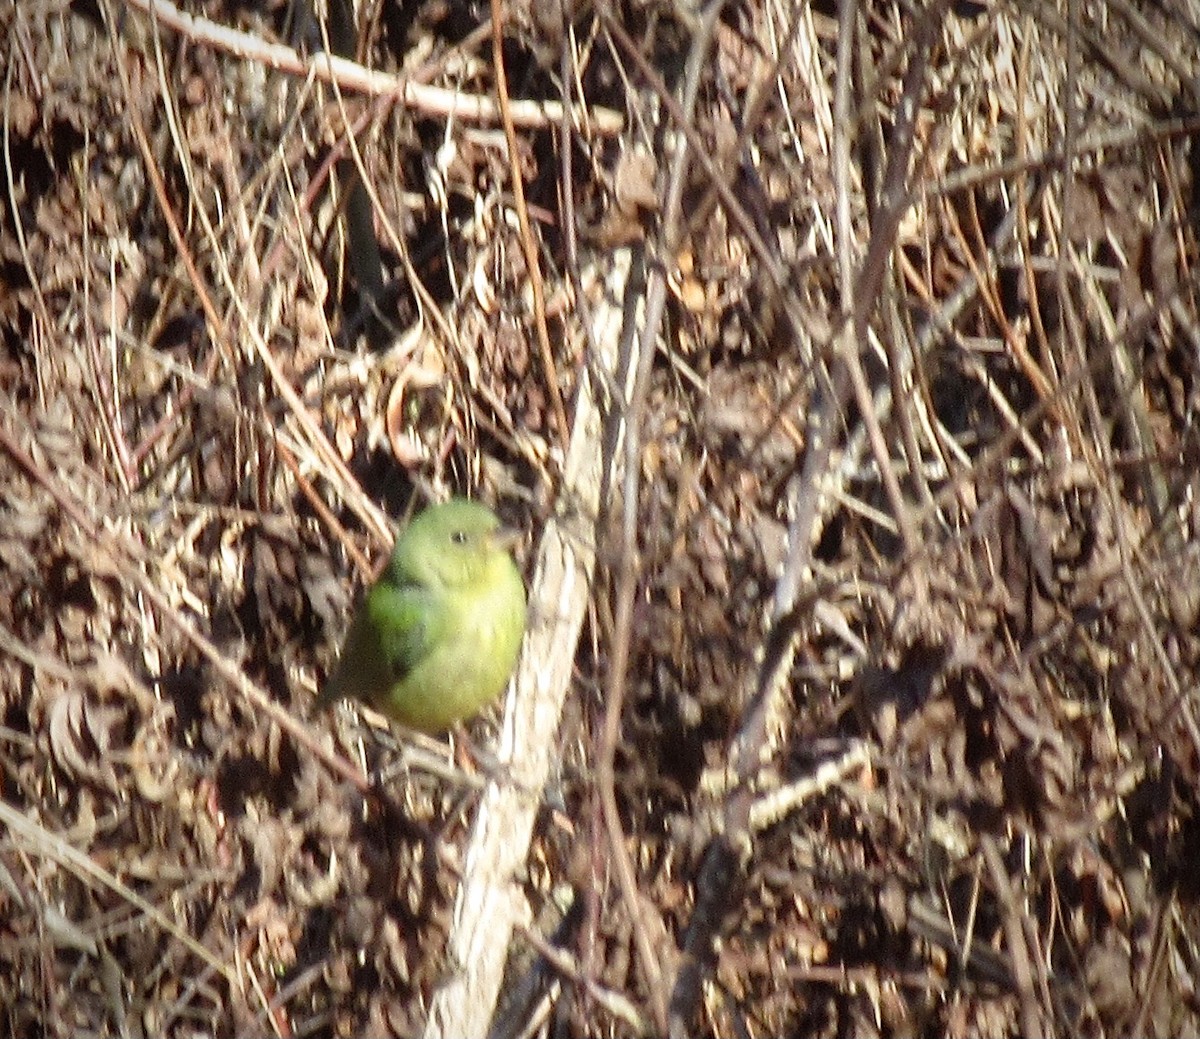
365 580 446 683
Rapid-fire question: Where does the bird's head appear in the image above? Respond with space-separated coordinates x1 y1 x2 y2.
389 498 519 590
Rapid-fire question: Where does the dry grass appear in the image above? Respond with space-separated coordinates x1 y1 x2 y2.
3 0 1200 1035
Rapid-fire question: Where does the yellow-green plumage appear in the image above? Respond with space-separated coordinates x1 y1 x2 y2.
318 498 527 733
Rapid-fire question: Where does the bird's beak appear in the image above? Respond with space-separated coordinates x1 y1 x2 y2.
489 525 523 552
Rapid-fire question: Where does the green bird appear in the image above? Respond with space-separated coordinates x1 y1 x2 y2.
317 498 527 734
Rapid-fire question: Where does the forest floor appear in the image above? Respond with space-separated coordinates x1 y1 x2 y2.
3 0 1200 1035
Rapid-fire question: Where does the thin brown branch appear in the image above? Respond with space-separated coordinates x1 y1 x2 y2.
490 0 570 449
125 0 624 134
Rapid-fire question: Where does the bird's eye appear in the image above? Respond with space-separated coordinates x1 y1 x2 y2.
450 530 468 545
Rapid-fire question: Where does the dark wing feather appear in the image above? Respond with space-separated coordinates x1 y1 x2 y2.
365 580 445 686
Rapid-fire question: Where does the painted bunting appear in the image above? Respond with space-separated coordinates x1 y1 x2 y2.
317 498 527 733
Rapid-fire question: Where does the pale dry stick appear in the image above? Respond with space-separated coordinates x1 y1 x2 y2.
950 856 990 988
422 249 630 1039
839 7 938 558
745 740 870 833
764 0 858 614
0 620 77 682
0 798 236 987
769 0 835 223
72 127 139 495
513 922 645 1034
601 264 672 1030
557 11 599 374
245 959 285 1039
837 322 918 551
881 284 938 513
930 115 1200 201
907 865 1018 990
832 0 858 307
1014 23 1062 399
123 0 623 134
980 834 1051 1038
